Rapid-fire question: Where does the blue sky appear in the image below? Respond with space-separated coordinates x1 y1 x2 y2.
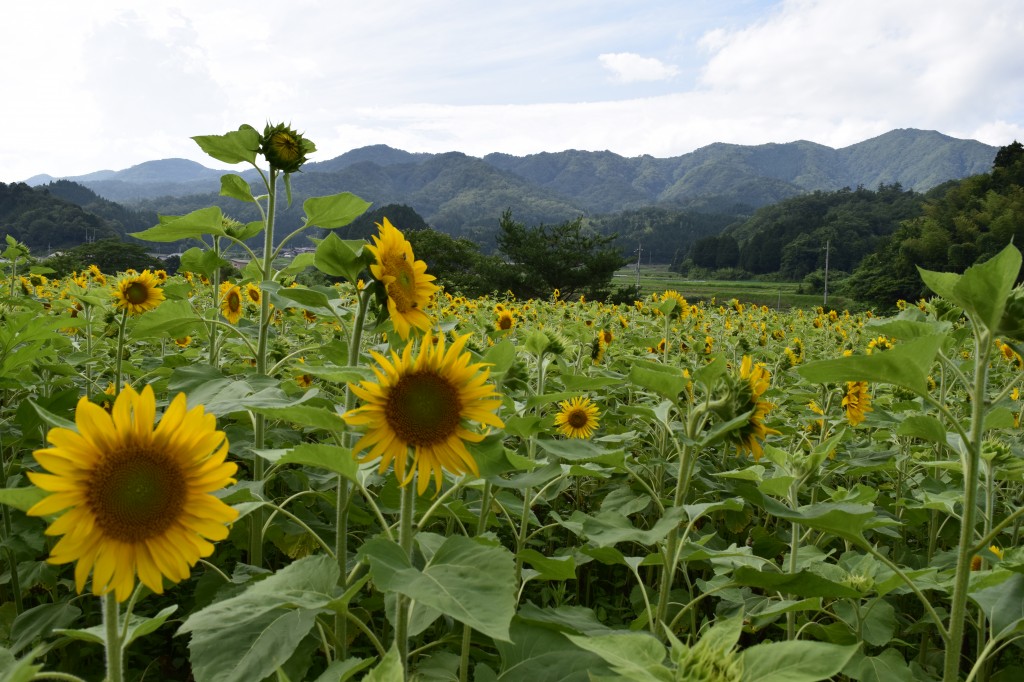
3 0 1022 182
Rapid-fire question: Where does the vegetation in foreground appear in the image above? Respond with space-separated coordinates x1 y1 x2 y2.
0 124 1022 682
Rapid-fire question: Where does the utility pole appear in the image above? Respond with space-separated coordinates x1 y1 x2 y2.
823 239 830 307
635 243 642 297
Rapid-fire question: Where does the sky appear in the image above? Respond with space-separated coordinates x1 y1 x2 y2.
3 0 1023 183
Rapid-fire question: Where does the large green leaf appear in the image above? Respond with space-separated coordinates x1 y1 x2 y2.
314 233 372 282
303 192 371 229
970 571 1024 639
566 632 671 682
220 174 255 203
495 618 613 681
0 488 46 513
192 125 260 165
359 535 515 642
740 641 859 682
179 555 339 682
272 443 358 481
796 333 944 394
628 362 688 402
129 299 202 339
578 506 687 548
842 648 915 682
760 497 878 543
132 207 226 242
920 242 1021 332
732 567 860 599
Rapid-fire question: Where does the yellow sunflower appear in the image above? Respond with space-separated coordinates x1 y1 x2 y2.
27 385 238 602
842 381 872 426
496 309 515 332
220 282 244 324
367 218 438 339
554 396 601 439
344 332 504 495
245 282 261 304
732 356 780 461
112 270 165 315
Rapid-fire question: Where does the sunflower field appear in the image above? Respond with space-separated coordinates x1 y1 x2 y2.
2 124 1024 682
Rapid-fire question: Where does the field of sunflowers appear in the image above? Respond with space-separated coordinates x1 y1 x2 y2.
2 124 1024 682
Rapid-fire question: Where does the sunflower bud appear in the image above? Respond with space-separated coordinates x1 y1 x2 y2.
259 123 315 173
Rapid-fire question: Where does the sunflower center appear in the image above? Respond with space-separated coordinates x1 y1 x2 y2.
227 290 242 313
124 281 150 305
87 447 187 543
567 409 590 429
385 371 462 446
498 315 513 330
382 255 417 312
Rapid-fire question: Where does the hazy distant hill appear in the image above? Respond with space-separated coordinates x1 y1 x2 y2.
23 129 998 237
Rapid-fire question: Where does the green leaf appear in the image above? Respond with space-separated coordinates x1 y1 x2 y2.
54 605 177 648
797 333 944 394
9 603 80 655
220 174 255 203
740 641 858 682
566 632 671 682
179 556 339 682
192 125 260 165
132 207 227 242
496 618 613 681
579 506 687 548
970 571 1024 639
0 488 46 513
359 535 516 642
313 233 371 282
760 498 878 543
273 443 358 481
0 646 44 682
304 192 371 229
129 299 202 339
310 657 374 682
179 247 229 278
363 645 404 682
920 243 1022 332
628 361 687 401
842 648 915 682
895 414 946 444
732 567 860 599
519 550 577 581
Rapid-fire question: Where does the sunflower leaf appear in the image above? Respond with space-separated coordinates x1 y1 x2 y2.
303 192 372 229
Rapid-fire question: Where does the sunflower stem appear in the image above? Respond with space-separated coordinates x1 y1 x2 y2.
113 309 128 394
208 236 222 367
102 594 124 682
460 481 492 682
395 474 417 675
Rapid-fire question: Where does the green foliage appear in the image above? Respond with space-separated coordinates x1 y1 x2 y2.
495 210 628 300
0 182 120 252
40 238 167 276
406 228 508 297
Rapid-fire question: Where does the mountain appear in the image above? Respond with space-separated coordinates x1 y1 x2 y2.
22 129 999 238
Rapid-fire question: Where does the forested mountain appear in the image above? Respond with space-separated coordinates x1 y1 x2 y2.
23 129 996 242
0 182 122 251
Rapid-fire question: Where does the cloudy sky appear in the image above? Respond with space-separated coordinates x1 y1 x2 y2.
3 0 1023 183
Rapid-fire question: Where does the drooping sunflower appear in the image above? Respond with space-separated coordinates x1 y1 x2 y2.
730 356 780 461
27 385 238 602
367 218 438 340
554 396 601 439
344 332 504 495
842 381 872 426
112 270 165 316
220 282 244 324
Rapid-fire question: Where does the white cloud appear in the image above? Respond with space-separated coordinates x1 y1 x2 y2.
598 52 680 83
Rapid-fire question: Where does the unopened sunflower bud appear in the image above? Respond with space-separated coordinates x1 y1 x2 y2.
260 122 315 173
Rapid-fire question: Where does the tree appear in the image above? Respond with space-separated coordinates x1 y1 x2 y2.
406 228 508 297
495 210 628 300
40 238 168 276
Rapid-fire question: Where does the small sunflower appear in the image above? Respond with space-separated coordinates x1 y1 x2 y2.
842 381 872 426
245 283 262 304
344 332 504 495
220 282 244 324
367 218 438 339
496 310 515 332
554 396 601 439
112 270 165 316
27 385 238 602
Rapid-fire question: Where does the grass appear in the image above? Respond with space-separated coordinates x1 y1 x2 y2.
613 264 854 310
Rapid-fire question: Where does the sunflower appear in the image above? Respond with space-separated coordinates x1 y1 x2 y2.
730 356 780 461
220 282 244 324
112 270 165 316
367 218 438 339
842 381 872 426
496 309 515 332
245 283 262 304
344 332 504 495
27 385 238 602
554 396 601 439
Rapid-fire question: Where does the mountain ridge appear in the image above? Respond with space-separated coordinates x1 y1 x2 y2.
22 128 1000 237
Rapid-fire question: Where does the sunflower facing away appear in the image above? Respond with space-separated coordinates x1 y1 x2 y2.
112 270 165 316
367 218 438 339
220 282 244 324
27 385 238 602
344 332 504 495
554 396 601 439
731 356 780 461
842 381 872 426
